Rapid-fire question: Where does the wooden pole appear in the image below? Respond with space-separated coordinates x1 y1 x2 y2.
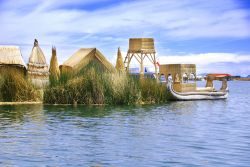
154 54 158 80
140 53 144 79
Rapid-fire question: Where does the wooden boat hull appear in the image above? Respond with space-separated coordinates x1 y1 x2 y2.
167 82 228 101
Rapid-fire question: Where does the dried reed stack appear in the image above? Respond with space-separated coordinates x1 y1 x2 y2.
27 39 49 88
49 47 60 82
115 47 125 72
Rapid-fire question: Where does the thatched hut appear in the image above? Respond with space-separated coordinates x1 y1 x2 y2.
115 47 125 72
60 48 115 74
27 39 49 88
49 47 60 82
0 46 26 75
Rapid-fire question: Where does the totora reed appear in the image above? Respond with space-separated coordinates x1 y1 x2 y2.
44 63 168 105
0 68 41 102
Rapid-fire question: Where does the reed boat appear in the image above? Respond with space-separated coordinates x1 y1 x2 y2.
166 74 230 101
159 64 230 101
167 79 229 101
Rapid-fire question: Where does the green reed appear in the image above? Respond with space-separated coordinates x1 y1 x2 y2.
0 68 41 102
44 62 168 105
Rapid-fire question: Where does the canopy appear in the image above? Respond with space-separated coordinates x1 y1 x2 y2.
207 73 231 78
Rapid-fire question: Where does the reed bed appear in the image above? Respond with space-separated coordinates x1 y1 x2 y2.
44 63 168 105
0 68 41 102
0 75 3 101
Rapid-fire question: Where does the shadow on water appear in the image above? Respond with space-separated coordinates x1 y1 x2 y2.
0 81 247 124
0 99 229 123
0 105 45 126
0 104 152 126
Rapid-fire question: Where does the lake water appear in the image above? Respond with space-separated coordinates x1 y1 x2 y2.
0 81 250 166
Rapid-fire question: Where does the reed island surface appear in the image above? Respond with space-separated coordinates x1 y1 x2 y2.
0 38 169 105
0 38 240 105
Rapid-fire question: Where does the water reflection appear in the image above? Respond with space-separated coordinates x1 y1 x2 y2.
0 81 249 166
0 104 45 127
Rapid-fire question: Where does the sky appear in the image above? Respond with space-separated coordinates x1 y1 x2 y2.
0 0 250 76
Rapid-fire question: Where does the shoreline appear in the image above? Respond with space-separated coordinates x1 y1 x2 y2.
0 101 155 106
234 78 250 81
0 101 42 106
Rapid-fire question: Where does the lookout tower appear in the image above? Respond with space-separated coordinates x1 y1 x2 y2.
124 38 157 78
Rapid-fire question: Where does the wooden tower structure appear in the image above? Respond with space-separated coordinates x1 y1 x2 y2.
124 38 157 78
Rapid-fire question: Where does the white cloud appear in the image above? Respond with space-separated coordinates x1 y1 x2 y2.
0 0 250 75
159 53 250 65
112 51 250 76
1 0 249 44
158 53 250 76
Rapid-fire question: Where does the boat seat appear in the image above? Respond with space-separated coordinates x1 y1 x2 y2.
196 87 215 92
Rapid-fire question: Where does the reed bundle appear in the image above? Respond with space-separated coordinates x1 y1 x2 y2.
115 47 125 72
49 47 60 86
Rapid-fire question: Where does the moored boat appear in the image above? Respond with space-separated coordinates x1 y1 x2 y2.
159 64 230 101
167 75 229 100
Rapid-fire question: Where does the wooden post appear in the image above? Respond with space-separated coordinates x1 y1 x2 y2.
140 54 144 79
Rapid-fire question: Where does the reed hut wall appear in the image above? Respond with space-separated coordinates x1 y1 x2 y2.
128 38 155 53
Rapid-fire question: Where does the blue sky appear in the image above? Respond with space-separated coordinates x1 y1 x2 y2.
0 0 250 76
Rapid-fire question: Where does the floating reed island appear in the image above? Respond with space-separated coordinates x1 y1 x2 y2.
0 37 230 104
0 38 168 105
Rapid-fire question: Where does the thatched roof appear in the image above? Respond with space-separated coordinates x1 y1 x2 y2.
28 39 48 67
27 39 49 88
115 47 125 72
0 46 26 68
60 48 115 72
27 39 49 75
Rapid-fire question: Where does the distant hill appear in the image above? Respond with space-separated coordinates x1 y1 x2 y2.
197 73 208 77
247 75 250 78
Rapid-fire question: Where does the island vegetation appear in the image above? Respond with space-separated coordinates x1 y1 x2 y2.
44 62 168 105
0 64 168 105
0 68 41 102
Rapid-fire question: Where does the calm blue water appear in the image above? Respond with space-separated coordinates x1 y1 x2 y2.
0 81 250 167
